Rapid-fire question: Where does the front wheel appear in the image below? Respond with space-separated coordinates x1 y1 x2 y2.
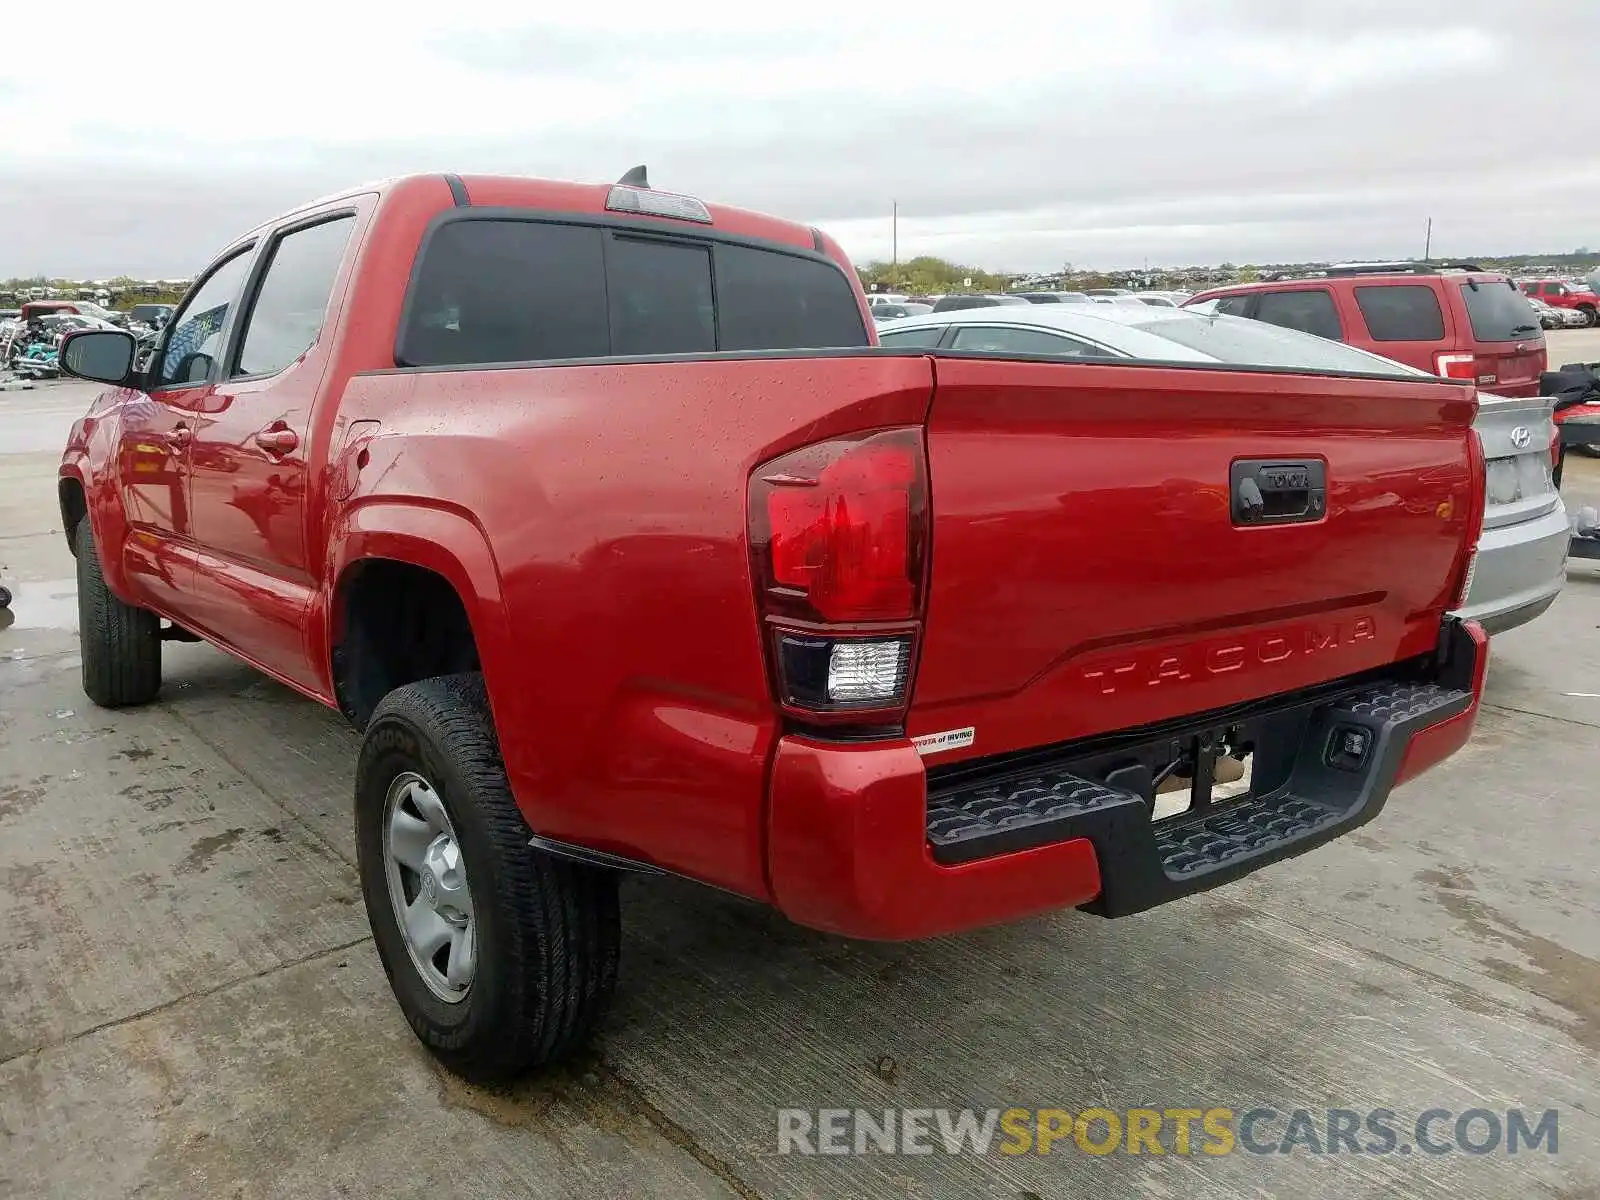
356 673 620 1084
75 520 161 707
1583 307 1599 328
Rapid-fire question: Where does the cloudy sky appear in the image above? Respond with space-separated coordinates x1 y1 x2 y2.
1 0 1594 279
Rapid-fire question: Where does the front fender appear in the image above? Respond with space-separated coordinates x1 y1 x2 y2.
60 419 136 602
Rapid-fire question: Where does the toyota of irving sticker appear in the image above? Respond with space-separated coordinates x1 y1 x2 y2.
912 727 976 756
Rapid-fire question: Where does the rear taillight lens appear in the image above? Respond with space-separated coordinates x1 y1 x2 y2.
754 428 926 623
1453 430 1488 609
1435 352 1476 382
750 428 929 718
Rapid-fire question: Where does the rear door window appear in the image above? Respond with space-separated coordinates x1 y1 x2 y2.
1252 289 1343 340
1353 285 1446 342
234 216 355 377
1457 280 1543 342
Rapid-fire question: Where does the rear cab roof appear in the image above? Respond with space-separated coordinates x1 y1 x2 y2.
220 172 840 271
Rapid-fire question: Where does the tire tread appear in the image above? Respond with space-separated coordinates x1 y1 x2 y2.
75 521 161 707
358 673 619 1082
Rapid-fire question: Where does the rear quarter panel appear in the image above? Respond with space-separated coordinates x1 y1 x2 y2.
331 354 934 898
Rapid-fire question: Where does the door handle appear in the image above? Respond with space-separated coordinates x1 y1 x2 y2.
1230 459 1326 526
167 424 192 447
254 427 299 455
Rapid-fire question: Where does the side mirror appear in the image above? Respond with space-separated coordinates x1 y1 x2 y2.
59 329 136 385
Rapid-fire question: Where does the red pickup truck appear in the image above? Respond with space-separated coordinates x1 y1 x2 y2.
58 171 1489 1082
1521 278 1599 327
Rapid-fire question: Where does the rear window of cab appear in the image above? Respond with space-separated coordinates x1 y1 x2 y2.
397 217 868 367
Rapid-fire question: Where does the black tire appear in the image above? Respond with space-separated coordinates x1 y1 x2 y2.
356 673 620 1083
1582 306 1599 329
75 520 161 707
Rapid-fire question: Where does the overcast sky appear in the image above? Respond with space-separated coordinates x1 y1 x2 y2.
1 0 1594 279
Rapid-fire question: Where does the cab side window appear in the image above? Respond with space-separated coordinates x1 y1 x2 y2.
234 217 355 378
153 249 255 390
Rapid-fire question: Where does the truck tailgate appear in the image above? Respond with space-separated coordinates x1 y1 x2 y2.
911 358 1480 761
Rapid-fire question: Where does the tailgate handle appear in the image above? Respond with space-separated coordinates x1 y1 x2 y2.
1231 459 1326 526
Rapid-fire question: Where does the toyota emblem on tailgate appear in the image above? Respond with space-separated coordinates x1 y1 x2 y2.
1510 426 1533 450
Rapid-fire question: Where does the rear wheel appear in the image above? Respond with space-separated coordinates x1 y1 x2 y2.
1581 306 1598 328
356 673 620 1083
75 520 161 707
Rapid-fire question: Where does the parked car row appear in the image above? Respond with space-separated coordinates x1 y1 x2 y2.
1526 296 1585 329
2 308 166 378
1518 278 1599 327
867 288 1192 324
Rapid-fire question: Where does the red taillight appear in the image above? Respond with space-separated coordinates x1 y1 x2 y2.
1435 352 1476 382
750 428 929 719
1452 430 1488 609
756 429 926 623
1550 423 1563 470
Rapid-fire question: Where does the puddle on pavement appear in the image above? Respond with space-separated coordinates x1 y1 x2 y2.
0 578 78 632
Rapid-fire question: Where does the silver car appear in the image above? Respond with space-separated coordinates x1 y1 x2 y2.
876 305 1568 634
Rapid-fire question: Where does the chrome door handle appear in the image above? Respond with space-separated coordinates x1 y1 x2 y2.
254 427 299 454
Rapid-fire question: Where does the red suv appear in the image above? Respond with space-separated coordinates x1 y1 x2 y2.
1186 263 1547 397
1520 278 1599 327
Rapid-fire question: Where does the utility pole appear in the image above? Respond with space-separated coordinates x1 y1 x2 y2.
891 201 898 280
1424 217 1432 261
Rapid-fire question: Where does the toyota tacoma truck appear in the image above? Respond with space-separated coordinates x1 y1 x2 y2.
58 170 1489 1083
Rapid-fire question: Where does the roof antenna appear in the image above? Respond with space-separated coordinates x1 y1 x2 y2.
617 165 649 188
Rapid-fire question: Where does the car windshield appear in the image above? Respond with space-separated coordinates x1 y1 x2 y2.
1131 313 1427 375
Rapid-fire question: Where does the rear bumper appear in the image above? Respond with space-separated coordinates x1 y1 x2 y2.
1455 502 1570 635
767 620 1487 939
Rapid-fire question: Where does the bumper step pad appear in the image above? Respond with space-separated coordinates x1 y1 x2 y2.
924 675 1473 916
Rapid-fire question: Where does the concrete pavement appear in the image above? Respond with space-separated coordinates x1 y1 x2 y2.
3 356 1600 1198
